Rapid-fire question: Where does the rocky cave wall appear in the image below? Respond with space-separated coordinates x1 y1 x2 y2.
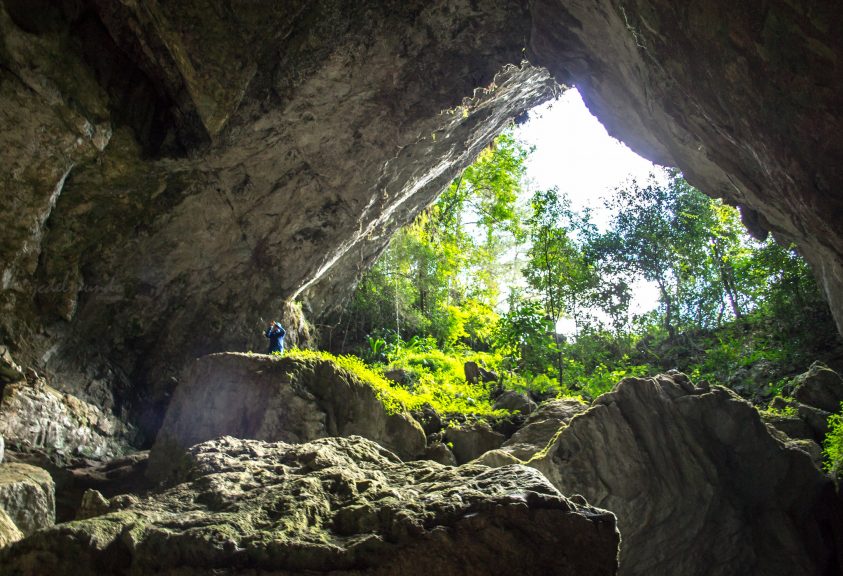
1 0 841 441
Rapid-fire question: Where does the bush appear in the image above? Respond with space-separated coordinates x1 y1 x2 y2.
823 403 843 478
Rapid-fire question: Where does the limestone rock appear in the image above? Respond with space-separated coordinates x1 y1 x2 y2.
493 390 537 415
473 449 522 468
792 362 843 413
0 463 54 537
148 353 426 482
0 507 23 548
499 398 588 461
761 412 816 442
464 361 499 384
0 346 23 384
0 382 135 461
796 402 832 439
530 374 838 576
76 489 110 521
423 442 457 466
444 422 505 464
412 404 444 436
383 369 414 388
1 435 620 575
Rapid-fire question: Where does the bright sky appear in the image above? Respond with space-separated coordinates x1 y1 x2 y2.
512 88 665 332
514 88 661 224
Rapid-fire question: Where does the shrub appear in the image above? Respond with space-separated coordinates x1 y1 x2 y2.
823 403 843 478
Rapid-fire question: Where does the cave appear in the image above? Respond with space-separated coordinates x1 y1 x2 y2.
1 1 842 574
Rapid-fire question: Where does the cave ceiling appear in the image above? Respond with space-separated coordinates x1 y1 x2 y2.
0 0 840 437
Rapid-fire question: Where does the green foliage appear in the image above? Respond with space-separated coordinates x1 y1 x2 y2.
325 134 839 420
286 348 508 418
332 130 530 352
823 403 843 478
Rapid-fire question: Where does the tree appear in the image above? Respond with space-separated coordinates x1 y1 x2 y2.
335 130 531 352
522 188 599 388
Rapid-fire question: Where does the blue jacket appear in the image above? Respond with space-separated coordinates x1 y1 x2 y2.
266 323 286 354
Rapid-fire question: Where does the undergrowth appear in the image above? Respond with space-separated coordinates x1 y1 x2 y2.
823 403 843 478
285 348 508 418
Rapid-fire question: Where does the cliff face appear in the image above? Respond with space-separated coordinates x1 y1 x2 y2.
1 0 841 439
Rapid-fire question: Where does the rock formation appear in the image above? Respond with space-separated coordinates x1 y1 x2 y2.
0 462 54 546
443 422 506 465
528 373 838 576
1 435 620 575
499 398 587 461
147 353 426 481
0 0 841 442
0 381 136 462
792 361 843 413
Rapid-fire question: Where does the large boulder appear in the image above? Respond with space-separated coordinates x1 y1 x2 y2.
493 390 537 415
0 507 23 548
0 382 136 462
499 398 588 461
2 435 620 575
0 463 54 537
792 362 843 413
148 353 426 481
530 373 839 576
443 422 506 464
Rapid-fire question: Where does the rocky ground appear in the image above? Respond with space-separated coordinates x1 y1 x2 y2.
1 353 841 574
2 435 619 576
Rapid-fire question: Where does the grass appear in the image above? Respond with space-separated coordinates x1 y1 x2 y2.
285 349 508 418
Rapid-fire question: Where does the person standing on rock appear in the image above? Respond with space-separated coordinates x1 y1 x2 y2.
265 321 286 355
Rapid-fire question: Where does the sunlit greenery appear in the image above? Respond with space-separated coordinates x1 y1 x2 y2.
285 348 508 417
323 127 839 414
823 404 843 478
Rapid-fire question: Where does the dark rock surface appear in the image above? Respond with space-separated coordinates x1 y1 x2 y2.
501 398 588 461
1 435 620 576
443 422 506 464
792 362 843 413
147 353 426 482
492 390 537 415
529 374 839 576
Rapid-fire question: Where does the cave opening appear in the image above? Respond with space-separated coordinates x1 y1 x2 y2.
1 1 842 573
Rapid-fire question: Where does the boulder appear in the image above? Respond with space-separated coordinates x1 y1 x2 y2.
796 403 832 439
444 423 505 464
1 435 620 575
383 368 414 387
0 346 23 384
0 463 54 537
423 442 457 466
761 412 816 442
493 390 537 415
411 403 444 436
0 382 136 462
529 373 838 576
2 449 150 524
148 353 426 482
0 507 23 548
464 361 499 384
499 398 589 461
792 363 843 413
76 489 110 521
767 395 832 442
